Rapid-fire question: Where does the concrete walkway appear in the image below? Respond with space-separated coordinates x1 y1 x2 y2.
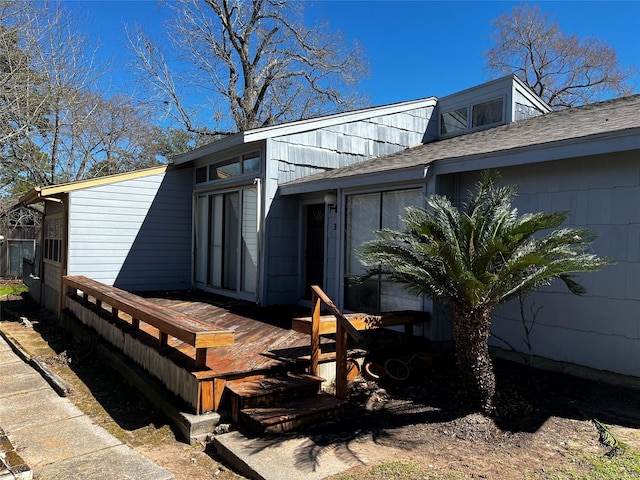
0 333 175 480
214 430 373 480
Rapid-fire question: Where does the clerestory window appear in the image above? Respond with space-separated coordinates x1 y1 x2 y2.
195 152 261 184
439 97 505 137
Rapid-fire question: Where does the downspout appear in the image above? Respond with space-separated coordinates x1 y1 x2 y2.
334 188 345 310
191 193 197 291
254 177 262 305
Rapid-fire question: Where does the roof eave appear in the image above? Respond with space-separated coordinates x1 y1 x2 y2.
171 97 439 166
245 97 438 142
281 126 640 195
19 187 43 205
19 165 168 205
433 127 640 176
171 133 246 165
280 164 429 195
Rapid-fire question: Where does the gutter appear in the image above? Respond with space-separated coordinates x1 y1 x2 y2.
433 127 640 176
279 164 430 196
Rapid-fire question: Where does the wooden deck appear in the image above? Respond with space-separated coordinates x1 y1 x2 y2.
64 276 347 414
139 291 316 378
63 277 425 418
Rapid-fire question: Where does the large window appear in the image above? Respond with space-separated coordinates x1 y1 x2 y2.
195 186 258 299
472 98 503 128
344 189 423 313
440 107 467 135
440 97 504 137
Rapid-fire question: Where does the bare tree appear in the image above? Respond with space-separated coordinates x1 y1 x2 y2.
66 93 164 179
0 1 169 199
485 4 636 109
128 0 369 136
0 2 50 146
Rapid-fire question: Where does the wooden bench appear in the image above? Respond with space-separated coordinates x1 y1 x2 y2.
292 310 430 336
63 275 234 368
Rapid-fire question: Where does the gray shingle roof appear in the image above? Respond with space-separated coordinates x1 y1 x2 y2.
284 94 640 187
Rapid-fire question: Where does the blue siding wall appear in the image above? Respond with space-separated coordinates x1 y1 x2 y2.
67 168 192 291
262 195 300 305
455 152 640 378
262 106 434 305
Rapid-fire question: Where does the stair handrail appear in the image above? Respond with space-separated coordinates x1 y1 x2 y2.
310 285 362 400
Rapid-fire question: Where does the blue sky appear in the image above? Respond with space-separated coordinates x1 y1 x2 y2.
70 0 640 107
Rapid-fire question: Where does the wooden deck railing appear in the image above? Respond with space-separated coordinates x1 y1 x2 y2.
309 285 363 400
63 275 234 369
295 287 430 400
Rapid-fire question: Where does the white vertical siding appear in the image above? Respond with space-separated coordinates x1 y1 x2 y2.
67 169 192 291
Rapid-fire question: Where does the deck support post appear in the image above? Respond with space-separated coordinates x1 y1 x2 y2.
195 348 207 369
198 380 214 414
213 378 226 412
310 289 321 376
335 321 348 400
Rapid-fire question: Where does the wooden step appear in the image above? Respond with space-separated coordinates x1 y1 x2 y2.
239 393 346 435
225 373 324 423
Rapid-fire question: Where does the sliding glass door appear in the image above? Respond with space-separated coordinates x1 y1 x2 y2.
195 186 258 299
344 188 423 312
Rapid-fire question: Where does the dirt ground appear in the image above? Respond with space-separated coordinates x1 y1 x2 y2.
317 359 640 479
2 284 640 480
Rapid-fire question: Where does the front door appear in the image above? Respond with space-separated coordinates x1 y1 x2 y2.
304 204 325 299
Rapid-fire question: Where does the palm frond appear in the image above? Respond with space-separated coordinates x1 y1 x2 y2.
357 170 611 311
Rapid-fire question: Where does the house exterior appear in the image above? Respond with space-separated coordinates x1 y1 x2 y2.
171 94 439 306
21 166 193 314
21 74 640 383
0 203 39 278
281 89 640 380
171 75 547 308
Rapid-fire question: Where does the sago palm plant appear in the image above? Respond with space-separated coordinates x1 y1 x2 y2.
359 171 610 412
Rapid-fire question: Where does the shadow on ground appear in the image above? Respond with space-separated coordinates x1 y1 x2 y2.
1 292 175 434
4 288 640 477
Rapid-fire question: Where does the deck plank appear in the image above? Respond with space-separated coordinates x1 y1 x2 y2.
141 292 314 377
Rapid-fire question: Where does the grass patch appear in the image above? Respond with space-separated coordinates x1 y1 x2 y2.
524 449 640 480
372 461 422 475
335 461 427 480
589 449 640 479
0 283 28 296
